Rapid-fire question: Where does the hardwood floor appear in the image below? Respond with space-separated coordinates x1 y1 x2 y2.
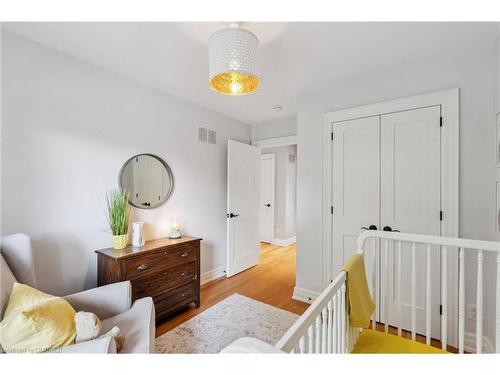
156 242 308 337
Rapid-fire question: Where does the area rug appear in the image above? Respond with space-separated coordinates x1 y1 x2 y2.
155 293 299 353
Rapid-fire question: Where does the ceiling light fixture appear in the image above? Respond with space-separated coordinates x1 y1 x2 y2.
208 23 260 96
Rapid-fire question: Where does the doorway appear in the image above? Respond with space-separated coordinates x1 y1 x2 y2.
259 144 297 247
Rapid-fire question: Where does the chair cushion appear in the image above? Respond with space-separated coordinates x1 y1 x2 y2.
0 283 76 353
352 329 449 354
1 255 17 320
101 297 154 353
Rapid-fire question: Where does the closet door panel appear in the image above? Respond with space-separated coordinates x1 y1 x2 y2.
380 106 441 338
332 116 380 296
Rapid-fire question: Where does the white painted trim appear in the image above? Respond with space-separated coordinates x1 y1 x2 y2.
464 332 494 354
252 135 297 148
260 153 275 245
273 236 296 247
292 286 320 304
322 88 460 347
200 265 226 286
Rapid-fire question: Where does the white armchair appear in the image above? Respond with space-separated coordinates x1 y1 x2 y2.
1 233 155 354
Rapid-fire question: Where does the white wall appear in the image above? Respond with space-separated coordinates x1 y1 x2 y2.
296 48 498 346
252 116 297 141
261 145 296 241
1 32 251 295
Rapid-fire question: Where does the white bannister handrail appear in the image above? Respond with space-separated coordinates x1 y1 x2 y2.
270 230 500 355
356 230 500 253
275 271 347 352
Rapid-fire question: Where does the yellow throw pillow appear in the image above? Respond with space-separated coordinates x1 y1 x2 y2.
0 283 76 353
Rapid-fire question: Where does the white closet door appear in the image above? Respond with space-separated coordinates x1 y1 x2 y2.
332 116 380 296
380 106 441 338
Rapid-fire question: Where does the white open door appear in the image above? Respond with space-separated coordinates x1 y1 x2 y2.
259 153 275 243
227 140 260 277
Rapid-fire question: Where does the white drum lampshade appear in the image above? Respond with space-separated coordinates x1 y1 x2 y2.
208 26 260 96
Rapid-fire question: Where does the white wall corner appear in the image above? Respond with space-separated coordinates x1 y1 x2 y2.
463 332 495 353
273 236 296 247
292 286 320 304
200 266 226 286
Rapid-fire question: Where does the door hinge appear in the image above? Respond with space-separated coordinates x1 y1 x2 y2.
330 206 334 215
440 210 443 221
440 117 443 127
331 132 334 141
440 305 443 315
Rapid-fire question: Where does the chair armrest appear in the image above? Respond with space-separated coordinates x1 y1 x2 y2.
56 337 117 354
220 338 285 354
64 281 132 320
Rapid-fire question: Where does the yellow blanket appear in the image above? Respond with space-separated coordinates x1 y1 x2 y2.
341 254 375 328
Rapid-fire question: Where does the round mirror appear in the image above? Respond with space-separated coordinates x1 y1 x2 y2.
119 154 174 209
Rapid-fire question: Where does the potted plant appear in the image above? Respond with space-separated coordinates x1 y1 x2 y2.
107 189 130 250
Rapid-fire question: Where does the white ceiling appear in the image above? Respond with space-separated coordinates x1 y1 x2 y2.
3 22 499 125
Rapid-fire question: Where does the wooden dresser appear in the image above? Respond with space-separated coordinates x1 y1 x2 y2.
95 236 201 321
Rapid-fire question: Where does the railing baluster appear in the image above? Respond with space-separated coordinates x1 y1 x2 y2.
441 245 448 351
299 337 305 354
476 250 483 354
341 283 346 353
458 247 465 354
327 300 333 353
384 239 389 333
332 296 337 353
336 289 341 352
411 242 416 341
372 238 377 330
315 315 321 353
496 254 500 353
397 240 402 337
321 308 327 353
308 324 314 354
426 243 432 345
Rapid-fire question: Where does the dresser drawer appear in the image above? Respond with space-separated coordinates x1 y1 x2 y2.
154 282 197 318
125 243 197 279
131 261 196 300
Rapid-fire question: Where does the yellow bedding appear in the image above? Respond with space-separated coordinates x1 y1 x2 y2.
341 254 375 328
352 329 449 354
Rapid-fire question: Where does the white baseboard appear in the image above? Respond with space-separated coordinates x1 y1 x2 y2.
292 286 320 304
464 332 494 353
200 266 226 286
273 236 296 247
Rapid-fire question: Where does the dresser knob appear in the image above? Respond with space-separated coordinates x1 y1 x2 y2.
181 293 186 297
180 252 189 257
180 271 187 277
137 264 149 271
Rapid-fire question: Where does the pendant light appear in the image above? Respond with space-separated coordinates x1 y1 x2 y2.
208 23 260 96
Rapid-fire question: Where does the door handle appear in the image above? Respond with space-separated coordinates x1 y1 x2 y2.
361 225 377 230
265 204 271 207
383 226 400 232
227 213 239 218
137 264 149 271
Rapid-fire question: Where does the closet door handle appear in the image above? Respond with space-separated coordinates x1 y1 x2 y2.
383 226 400 232
265 204 271 207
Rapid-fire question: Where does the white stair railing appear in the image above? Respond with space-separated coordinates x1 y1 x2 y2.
275 271 352 353
356 230 500 354
275 231 500 354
